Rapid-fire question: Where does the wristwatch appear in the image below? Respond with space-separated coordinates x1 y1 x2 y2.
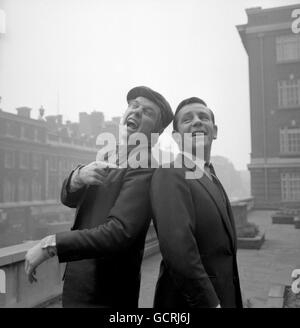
40 235 57 258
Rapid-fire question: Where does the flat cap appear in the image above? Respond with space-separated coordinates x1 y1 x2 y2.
127 86 173 131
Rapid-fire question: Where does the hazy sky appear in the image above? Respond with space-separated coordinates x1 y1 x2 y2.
0 0 299 170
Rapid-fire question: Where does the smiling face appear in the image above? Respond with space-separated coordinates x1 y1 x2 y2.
121 96 161 143
173 103 217 157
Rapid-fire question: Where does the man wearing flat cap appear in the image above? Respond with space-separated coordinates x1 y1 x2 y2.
25 86 173 308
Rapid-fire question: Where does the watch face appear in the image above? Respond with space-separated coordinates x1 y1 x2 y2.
40 235 56 248
40 240 47 248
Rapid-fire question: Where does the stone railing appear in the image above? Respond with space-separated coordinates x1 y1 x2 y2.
0 223 159 308
0 197 254 308
0 241 65 308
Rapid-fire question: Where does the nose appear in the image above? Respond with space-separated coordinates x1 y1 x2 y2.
131 106 143 118
191 116 203 127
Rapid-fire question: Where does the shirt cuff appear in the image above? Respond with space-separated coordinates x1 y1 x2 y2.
40 235 57 257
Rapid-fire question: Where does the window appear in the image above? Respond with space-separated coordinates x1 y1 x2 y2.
3 178 15 202
35 129 44 143
4 150 15 168
281 173 300 201
5 121 17 137
276 35 300 62
32 177 42 201
59 159 71 176
280 128 300 154
20 126 25 139
17 177 29 201
278 79 300 108
25 126 33 140
34 129 38 141
32 153 42 170
49 157 58 171
48 175 59 200
19 152 30 169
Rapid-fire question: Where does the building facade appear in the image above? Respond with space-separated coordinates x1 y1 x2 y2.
0 107 120 204
237 4 300 209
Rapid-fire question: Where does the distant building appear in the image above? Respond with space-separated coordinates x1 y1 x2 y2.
79 111 105 136
237 4 300 209
0 107 120 204
211 156 250 201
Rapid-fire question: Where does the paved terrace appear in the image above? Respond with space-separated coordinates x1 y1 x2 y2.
47 210 300 308
141 210 300 308
237 210 300 308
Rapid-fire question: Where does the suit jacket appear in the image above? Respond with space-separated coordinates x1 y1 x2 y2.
150 156 243 308
56 165 154 308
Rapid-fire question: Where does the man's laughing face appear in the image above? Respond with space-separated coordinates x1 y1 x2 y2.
121 96 161 142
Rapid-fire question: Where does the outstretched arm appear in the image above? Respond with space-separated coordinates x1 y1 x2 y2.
56 168 153 262
25 168 153 281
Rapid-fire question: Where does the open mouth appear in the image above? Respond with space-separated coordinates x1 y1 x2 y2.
126 117 139 130
191 131 206 137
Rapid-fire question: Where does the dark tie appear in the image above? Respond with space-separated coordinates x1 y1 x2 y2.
206 163 236 249
205 163 227 205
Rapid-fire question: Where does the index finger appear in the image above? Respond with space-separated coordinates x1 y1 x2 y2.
95 161 119 169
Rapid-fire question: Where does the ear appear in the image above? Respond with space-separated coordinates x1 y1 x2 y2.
213 125 218 140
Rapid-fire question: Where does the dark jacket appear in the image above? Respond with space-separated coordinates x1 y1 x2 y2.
150 158 243 308
56 165 154 308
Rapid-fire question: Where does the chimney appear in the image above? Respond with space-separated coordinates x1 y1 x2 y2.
16 107 32 118
45 115 57 127
56 114 63 125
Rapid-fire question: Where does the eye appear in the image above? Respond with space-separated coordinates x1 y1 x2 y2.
129 100 139 109
183 117 192 123
143 108 154 116
199 115 210 122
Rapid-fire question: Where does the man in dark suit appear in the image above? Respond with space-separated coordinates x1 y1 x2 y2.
24 86 173 308
150 97 243 308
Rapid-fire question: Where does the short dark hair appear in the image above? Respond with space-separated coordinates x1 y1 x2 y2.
173 97 215 130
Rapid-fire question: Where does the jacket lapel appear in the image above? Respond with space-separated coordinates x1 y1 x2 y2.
216 180 238 251
196 174 236 251
174 154 236 251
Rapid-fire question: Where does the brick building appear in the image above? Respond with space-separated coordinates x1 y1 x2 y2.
237 4 300 209
0 106 120 204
